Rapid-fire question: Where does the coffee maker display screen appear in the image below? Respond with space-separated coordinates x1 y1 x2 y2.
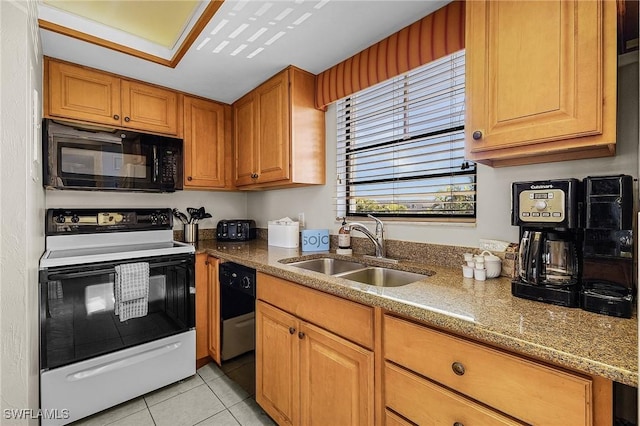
517 189 566 223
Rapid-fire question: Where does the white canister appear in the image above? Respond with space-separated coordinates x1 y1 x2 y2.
480 250 502 278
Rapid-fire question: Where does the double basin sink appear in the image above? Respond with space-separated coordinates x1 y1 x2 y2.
283 257 429 287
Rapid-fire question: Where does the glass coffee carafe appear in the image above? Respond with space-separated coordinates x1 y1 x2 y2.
518 231 579 287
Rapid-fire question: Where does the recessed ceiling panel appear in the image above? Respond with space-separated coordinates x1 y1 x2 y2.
43 0 201 48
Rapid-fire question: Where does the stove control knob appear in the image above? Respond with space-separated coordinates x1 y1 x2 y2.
534 200 547 211
160 213 169 224
150 213 158 224
241 276 252 290
71 215 80 223
55 214 66 224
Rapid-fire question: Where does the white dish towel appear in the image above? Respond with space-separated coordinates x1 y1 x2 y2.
114 262 150 322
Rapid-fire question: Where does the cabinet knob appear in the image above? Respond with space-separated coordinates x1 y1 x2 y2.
472 130 483 140
124 116 130 122
289 327 296 335
451 361 465 376
113 114 120 120
298 331 305 339
454 423 464 426
251 173 259 179
187 176 193 181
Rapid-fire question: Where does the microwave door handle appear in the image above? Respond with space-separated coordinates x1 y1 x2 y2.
152 146 159 183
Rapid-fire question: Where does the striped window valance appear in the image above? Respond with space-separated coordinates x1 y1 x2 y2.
315 0 465 109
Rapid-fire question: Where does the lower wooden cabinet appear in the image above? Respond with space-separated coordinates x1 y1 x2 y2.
256 274 374 426
383 314 596 425
195 253 222 366
195 253 209 362
207 256 221 365
385 362 524 425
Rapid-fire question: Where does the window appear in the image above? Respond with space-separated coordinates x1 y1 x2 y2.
336 50 474 219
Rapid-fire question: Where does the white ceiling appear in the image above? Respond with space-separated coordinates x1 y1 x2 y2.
39 0 449 104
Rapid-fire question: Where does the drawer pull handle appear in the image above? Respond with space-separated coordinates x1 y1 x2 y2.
298 331 305 339
289 327 296 335
451 361 465 376
454 422 464 426
113 114 120 120
124 116 131 122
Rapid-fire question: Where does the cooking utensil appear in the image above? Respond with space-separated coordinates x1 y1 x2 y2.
186 207 199 224
172 208 188 225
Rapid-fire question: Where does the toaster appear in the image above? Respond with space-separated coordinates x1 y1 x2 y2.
216 219 257 241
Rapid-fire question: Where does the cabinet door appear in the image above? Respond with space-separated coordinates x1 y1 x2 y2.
184 97 227 188
299 321 374 426
47 60 121 126
121 80 178 135
234 93 259 187
256 301 299 426
207 256 221 365
256 70 290 183
465 0 615 165
195 253 209 361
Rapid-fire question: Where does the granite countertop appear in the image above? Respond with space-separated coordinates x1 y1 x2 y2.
195 239 638 387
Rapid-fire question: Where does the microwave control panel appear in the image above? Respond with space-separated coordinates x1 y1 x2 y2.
517 189 566 223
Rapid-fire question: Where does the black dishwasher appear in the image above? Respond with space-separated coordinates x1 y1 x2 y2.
218 262 256 361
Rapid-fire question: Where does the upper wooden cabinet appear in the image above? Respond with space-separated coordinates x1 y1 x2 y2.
183 96 234 190
233 66 325 189
465 0 617 167
45 58 179 135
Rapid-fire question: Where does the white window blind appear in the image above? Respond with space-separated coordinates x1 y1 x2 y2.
336 50 474 219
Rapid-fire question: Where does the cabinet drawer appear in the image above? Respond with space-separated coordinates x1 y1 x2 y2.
385 363 524 426
384 410 411 426
384 315 592 425
257 273 373 349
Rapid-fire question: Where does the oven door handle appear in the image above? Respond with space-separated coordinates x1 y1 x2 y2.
66 340 184 382
43 259 191 281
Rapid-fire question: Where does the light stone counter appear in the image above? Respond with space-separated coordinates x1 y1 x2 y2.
196 239 638 387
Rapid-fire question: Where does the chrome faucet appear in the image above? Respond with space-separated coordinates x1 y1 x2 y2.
349 214 386 258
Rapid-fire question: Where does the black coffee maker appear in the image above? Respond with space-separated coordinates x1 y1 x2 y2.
581 175 635 318
511 179 582 307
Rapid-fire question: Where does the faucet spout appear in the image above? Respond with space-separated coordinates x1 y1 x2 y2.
348 214 386 258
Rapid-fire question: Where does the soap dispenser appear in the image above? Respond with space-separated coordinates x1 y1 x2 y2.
337 217 353 255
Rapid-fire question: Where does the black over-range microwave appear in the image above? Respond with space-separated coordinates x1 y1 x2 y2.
43 119 183 192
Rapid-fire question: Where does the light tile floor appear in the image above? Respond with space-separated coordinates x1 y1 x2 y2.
72 352 275 426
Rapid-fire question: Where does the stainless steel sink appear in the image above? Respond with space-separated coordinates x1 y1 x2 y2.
287 258 366 275
336 267 428 287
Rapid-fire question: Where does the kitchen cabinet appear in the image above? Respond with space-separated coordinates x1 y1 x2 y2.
465 0 616 167
45 57 180 135
183 96 234 190
383 314 601 425
256 273 374 426
195 253 209 364
207 256 221 365
233 66 325 189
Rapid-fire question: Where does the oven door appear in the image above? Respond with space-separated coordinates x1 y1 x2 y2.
39 253 195 371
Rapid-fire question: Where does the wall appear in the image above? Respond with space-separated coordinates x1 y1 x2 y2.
0 0 45 422
46 191 248 231
247 58 640 248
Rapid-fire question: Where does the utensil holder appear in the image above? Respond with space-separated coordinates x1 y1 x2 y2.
184 224 198 243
